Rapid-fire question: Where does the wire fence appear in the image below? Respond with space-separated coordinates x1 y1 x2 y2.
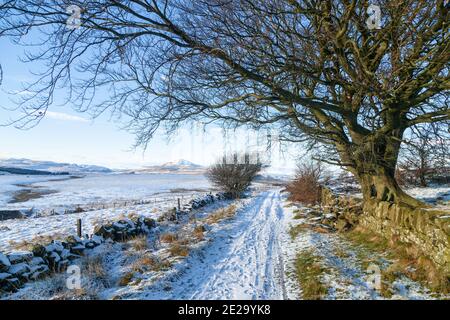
16 191 208 218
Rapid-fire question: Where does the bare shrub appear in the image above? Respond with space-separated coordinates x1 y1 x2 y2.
206 153 262 198
286 162 324 205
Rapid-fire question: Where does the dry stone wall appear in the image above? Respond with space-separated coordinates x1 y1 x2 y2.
320 188 450 275
0 192 227 294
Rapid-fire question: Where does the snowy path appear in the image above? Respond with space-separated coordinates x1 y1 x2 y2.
138 190 287 300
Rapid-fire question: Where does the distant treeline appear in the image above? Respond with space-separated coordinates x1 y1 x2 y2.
0 167 69 176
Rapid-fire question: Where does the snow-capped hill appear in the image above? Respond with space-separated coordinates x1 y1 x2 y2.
161 159 203 169
0 158 112 174
135 159 204 174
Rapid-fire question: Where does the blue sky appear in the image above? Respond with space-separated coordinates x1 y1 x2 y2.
0 38 298 170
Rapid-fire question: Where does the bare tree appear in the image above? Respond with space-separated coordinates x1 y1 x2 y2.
0 1 449 208
207 153 262 198
398 124 450 187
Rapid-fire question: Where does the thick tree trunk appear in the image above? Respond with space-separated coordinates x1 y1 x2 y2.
356 169 425 208
337 130 426 208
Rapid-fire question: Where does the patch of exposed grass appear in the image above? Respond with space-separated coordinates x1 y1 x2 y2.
160 232 177 243
168 243 190 257
334 247 350 259
345 227 390 253
131 255 172 273
9 233 65 250
293 210 305 219
192 225 206 241
204 205 237 224
130 235 148 251
10 188 57 203
118 271 135 287
343 227 449 295
294 249 329 300
289 224 309 239
83 255 107 282
151 259 172 272
311 225 332 234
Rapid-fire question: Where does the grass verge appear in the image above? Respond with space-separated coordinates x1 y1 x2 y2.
343 226 449 295
294 249 329 300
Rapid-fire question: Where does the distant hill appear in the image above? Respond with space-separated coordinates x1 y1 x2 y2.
0 158 112 175
134 159 204 174
0 167 68 176
161 159 203 170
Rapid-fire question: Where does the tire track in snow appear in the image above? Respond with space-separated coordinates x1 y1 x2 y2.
140 190 288 300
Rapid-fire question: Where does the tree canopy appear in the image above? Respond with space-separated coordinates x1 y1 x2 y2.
0 0 448 205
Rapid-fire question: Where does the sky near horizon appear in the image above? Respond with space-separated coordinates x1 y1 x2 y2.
0 38 299 170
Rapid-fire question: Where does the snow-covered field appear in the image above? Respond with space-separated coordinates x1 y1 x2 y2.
0 202 158 250
0 173 211 212
0 174 69 208
405 185 450 205
0 172 448 300
0 173 214 251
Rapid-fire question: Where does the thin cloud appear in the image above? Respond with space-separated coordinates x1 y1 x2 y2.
46 111 89 123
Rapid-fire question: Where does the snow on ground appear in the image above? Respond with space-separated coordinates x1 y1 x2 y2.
1 198 237 300
0 175 69 207
0 173 210 213
405 185 450 205
280 203 437 300
120 190 287 300
349 184 450 208
1 182 448 300
0 203 160 251
0 173 212 251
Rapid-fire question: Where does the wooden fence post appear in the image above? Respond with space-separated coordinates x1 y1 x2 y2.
77 219 82 238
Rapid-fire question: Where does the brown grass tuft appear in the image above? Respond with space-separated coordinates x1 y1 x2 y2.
118 271 135 287
192 225 206 241
289 224 309 239
160 233 178 243
168 243 190 257
83 255 106 279
205 205 237 224
132 255 172 273
130 235 148 251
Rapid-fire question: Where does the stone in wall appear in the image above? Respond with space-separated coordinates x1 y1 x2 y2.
1 214 157 294
319 187 449 276
360 200 450 275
